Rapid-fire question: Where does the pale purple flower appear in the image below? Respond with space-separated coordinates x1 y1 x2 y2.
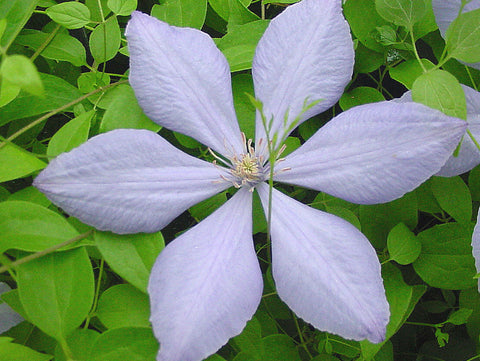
34 1 467 360
432 0 480 70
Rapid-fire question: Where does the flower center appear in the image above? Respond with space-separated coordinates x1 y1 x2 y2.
210 133 290 191
231 152 264 186
209 134 268 190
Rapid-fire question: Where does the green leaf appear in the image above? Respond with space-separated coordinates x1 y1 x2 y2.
0 0 37 50
0 77 20 107
232 73 255 139
389 58 435 89
262 0 298 3
46 2 91 29
413 223 477 289
430 176 472 224
0 18 5 41
0 201 80 253
209 0 259 26
360 191 417 248
89 16 121 63
252 190 267 234
89 327 159 361
232 317 263 359
86 0 111 22
344 0 389 52
361 263 426 360
412 69 467 119
216 20 269 72
99 84 160 132
459 288 480 340
1 55 44 96
0 139 46 183
0 338 52 361
205 356 228 361
339 86 385 111
107 0 137 16
189 192 227 221
323 335 360 358
327 207 361 230
375 0 426 28
9 186 51 208
77 71 111 106
387 222 421 265
47 110 93 158
17 247 95 341
151 0 207 29
354 42 384 74
0 73 83 127
77 72 110 94
96 284 150 329
415 178 442 214
375 25 397 46
261 334 301 361
446 8 480 63
54 329 100 361
422 30 480 88
469 165 480 201
174 132 201 149
16 30 87 66
95 231 164 292
412 0 437 39
311 355 340 361
446 308 473 325
1 289 28 320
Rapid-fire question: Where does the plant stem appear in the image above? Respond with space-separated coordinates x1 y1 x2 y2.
467 129 480 152
410 27 426 72
30 24 61 62
0 80 127 151
0 230 93 274
293 314 313 358
84 258 104 328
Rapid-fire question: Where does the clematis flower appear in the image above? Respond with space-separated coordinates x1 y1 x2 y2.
432 0 480 70
34 0 467 360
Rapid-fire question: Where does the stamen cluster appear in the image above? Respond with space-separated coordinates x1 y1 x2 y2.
210 133 293 190
229 135 266 189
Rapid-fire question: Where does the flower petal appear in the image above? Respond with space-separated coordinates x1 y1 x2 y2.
432 0 480 70
472 210 480 292
257 183 388 343
34 129 229 234
148 189 262 361
126 12 243 156
0 283 23 333
274 101 467 204
252 0 354 148
396 87 480 176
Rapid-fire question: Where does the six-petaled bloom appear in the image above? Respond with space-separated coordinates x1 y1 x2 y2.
34 0 468 360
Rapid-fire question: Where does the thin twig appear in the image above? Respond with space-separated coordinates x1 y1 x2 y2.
0 80 128 151
0 230 93 273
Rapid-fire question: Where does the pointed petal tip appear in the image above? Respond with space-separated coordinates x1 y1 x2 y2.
275 101 467 204
148 190 262 361
126 11 242 155
33 129 228 234
253 0 353 144
364 318 388 344
256 184 390 344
